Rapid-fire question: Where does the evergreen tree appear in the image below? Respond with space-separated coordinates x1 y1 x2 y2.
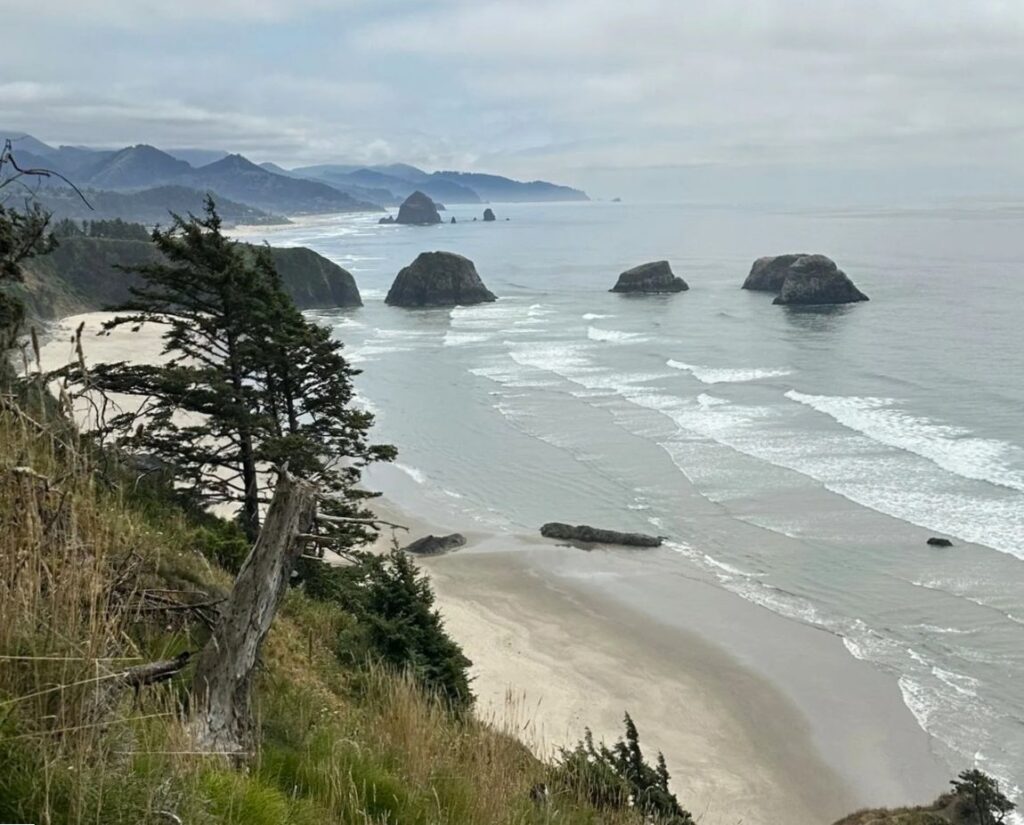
84 198 391 541
950 769 1015 825
555 714 693 824
326 547 474 710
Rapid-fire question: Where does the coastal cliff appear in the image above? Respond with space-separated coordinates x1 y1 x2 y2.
13 234 361 321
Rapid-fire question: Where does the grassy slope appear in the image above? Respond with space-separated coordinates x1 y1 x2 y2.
0 400 639 825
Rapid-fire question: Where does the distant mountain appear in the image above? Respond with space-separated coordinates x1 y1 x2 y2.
3 132 58 157
431 171 588 202
35 185 285 227
295 165 480 204
372 163 430 182
4 132 589 217
86 144 192 190
180 154 380 214
285 166 400 206
166 148 228 167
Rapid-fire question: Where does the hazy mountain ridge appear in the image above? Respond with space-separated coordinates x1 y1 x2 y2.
2 131 591 223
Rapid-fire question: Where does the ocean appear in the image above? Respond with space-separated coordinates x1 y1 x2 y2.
249 200 1024 808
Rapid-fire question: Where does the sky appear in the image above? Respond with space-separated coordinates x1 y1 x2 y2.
2 0 1023 203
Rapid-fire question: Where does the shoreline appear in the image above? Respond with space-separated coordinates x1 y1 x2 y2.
40 311 953 825
365 478 951 825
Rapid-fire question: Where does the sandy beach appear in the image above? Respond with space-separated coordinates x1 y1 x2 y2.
362 478 951 825
39 311 953 825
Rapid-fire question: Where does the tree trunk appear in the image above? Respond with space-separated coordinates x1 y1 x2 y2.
190 470 316 754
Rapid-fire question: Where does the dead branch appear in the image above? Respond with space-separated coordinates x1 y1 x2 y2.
190 469 317 754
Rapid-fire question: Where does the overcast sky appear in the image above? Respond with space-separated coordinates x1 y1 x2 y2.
2 0 1023 202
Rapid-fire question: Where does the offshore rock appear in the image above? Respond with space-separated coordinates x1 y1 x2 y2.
385 251 497 307
742 254 809 291
403 533 467 556
540 522 663 548
773 254 869 305
395 190 442 225
483 207 496 222
610 260 688 294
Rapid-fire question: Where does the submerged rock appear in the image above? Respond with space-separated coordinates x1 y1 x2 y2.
378 215 395 224
483 207 496 222
773 254 869 305
403 533 467 556
742 254 808 292
395 190 442 225
927 537 954 547
385 251 497 307
610 260 688 294
540 522 663 548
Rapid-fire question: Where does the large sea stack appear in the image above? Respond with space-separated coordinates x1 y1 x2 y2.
483 208 496 222
743 253 869 305
395 190 442 225
610 260 688 294
385 251 497 307
742 254 809 292
772 254 869 305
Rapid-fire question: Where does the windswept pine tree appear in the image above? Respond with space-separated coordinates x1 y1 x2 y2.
84 197 393 540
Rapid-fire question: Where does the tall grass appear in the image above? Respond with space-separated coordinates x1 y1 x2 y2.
0 393 644 825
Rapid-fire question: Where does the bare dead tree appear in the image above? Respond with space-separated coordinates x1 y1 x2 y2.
190 468 317 753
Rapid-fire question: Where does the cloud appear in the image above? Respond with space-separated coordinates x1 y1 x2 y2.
1 0 1023 198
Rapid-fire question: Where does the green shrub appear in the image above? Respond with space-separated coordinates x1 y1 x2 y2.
552 714 693 825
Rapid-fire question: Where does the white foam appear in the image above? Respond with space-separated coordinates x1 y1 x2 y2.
667 360 793 384
394 463 427 484
443 331 491 347
582 313 614 320
786 391 1024 493
587 326 646 343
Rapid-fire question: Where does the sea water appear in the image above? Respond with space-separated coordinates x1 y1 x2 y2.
255 200 1024 808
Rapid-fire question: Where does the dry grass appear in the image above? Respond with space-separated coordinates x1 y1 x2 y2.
0 393 645 825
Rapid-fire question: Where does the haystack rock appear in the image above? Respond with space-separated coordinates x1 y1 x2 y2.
385 251 497 307
540 522 663 548
483 208 496 222
772 254 869 305
742 253 809 292
395 190 442 225
610 260 688 294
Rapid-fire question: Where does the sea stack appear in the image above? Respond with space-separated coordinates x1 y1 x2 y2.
743 253 869 305
483 208 496 222
610 260 688 294
395 190 442 225
385 251 497 307
742 254 808 292
773 255 869 305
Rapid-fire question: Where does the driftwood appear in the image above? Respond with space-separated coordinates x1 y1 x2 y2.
190 470 316 753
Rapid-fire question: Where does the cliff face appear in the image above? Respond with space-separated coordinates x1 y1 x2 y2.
13 236 361 321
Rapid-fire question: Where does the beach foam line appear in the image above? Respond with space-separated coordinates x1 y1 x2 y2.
786 390 1024 493
587 326 646 343
667 360 793 384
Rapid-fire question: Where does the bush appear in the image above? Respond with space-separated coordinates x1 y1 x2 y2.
299 547 473 711
553 714 693 825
